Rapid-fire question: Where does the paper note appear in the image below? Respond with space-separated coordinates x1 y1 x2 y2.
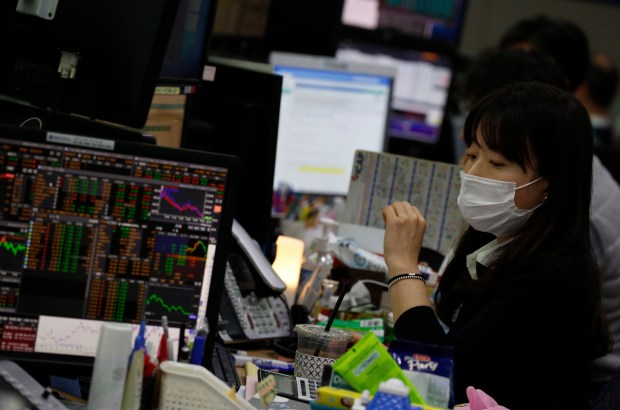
342 150 465 256
257 374 277 406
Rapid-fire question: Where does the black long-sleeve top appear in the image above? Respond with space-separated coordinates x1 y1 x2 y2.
394 257 599 409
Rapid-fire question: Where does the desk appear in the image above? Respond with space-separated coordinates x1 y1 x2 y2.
235 348 287 386
236 348 311 410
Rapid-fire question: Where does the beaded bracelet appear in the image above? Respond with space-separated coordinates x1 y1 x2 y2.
387 273 426 290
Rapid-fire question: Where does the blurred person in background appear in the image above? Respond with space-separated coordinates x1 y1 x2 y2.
575 53 618 148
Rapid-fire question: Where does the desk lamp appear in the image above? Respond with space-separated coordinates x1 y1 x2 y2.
272 235 305 307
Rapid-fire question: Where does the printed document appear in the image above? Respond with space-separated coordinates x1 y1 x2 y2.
342 150 465 256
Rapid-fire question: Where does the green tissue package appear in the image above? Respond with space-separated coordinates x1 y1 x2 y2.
331 331 425 404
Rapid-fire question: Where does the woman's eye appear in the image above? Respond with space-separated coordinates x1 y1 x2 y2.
465 153 477 160
490 161 505 167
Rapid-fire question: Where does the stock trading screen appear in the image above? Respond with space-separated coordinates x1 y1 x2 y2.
0 134 229 356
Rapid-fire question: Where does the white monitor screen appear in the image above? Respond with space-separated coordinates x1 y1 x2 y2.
336 40 453 144
270 52 394 196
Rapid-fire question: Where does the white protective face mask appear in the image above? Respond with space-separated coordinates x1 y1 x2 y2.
457 171 543 237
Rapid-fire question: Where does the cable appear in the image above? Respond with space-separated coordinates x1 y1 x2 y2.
19 117 43 129
357 279 389 289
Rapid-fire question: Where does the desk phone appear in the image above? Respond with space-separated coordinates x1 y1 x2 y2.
218 220 291 342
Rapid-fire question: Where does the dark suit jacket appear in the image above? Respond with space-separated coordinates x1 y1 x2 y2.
394 257 599 409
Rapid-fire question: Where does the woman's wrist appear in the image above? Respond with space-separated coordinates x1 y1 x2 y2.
387 263 420 279
387 272 426 290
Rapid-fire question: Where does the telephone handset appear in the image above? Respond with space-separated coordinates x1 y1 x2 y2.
218 220 291 342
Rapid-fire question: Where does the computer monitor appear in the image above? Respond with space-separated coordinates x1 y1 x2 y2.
159 0 218 86
269 51 394 196
0 0 180 129
181 57 282 250
336 39 454 145
0 124 238 376
264 0 345 57
340 0 468 47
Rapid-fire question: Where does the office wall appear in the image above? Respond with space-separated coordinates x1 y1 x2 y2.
459 0 620 136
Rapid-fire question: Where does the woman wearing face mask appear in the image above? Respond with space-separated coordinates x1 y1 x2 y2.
383 82 610 408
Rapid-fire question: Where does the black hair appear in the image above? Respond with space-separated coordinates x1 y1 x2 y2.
463 48 567 106
435 82 609 356
587 58 619 107
499 15 590 92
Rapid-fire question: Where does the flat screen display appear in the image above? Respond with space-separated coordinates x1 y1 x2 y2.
0 124 238 366
336 39 453 144
341 0 468 47
0 0 180 128
182 57 282 248
160 0 217 84
269 52 394 196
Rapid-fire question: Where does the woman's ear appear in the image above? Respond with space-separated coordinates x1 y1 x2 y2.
541 180 550 201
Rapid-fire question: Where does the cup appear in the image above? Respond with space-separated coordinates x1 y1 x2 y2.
293 324 351 381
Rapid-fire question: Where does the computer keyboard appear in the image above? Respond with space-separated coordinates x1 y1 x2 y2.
210 341 240 388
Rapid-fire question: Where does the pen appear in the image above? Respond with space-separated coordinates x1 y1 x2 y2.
252 359 295 373
122 322 145 410
129 321 146 364
232 354 285 367
158 316 170 363
177 323 186 357
189 335 205 365
157 332 168 364
162 315 170 339
232 354 294 371
161 315 175 361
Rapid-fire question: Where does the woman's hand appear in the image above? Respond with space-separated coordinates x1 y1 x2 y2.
383 201 426 278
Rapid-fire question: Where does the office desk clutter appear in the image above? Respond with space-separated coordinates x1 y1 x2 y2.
293 325 351 382
82 316 242 409
312 333 449 410
262 220 452 409
294 218 440 313
304 324 455 409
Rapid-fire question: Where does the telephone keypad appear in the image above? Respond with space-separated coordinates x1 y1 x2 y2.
223 267 290 340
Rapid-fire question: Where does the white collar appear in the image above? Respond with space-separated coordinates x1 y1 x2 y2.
590 114 612 128
466 239 508 280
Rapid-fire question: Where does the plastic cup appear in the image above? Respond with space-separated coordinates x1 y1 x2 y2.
293 324 351 381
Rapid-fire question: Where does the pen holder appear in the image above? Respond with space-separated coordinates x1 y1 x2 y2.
293 324 351 381
88 323 133 410
158 361 254 410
